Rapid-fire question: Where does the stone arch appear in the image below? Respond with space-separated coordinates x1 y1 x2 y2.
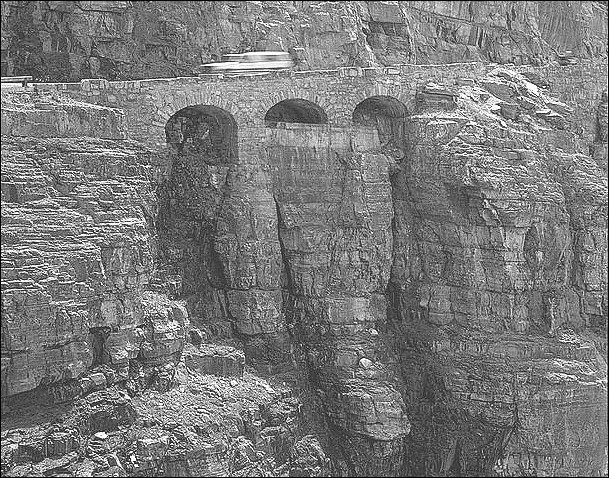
257 85 336 123
347 84 412 118
156 103 237 331
264 98 328 127
352 95 409 147
154 88 241 125
165 104 238 163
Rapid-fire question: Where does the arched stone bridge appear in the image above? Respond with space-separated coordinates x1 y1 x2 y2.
35 60 605 156
12 59 607 475
35 62 493 150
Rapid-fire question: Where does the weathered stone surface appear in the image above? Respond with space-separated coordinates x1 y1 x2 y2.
265 123 410 474
1 9 607 477
283 435 330 477
1 90 125 139
0 132 165 398
0 88 325 478
391 67 607 477
1 2 607 81
592 91 609 172
183 343 245 378
125 291 189 393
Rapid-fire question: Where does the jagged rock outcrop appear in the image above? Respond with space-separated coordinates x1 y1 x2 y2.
390 67 607 476
1 373 304 476
0 91 125 139
1 3 607 478
1 1 607 81
0 88 321 477
182 343 245 378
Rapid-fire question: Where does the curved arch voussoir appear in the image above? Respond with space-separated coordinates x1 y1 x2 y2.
259 90 329 124
158 89 239 122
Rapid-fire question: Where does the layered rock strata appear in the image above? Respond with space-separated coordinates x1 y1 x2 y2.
1 28 608 478
267 123 410 474
1 1 606 81
0 88 320 477
0 91 172 399
390 67 607 476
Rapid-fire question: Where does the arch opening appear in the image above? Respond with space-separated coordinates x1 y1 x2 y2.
352 96 408 149
265 99 328 127
165 105 237 164
158 104 237 341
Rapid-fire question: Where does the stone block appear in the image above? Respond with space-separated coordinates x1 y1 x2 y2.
500 102 519 120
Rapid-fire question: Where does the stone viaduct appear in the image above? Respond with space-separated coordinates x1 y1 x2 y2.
34 60 607 155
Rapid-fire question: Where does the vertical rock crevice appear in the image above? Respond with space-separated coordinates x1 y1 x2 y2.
88 327 111 367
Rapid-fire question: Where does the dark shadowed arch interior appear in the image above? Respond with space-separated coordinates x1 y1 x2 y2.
165 105 237 163
265 99 328 127
159 104 238 330
352 96 408 147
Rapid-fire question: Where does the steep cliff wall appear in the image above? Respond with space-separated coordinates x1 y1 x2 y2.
1 2 607 478
3 62 606 476
1 1 607 81
390 67 607 476
1 91 166 399
266 124 410 475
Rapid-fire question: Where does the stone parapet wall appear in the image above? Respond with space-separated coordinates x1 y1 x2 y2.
31 60 607 153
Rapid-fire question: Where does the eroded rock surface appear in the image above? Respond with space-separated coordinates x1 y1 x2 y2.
1 93 167 398
391 67 608 476
1 7 608 477
1 1 607 81
266 123 410 474
0 88 321 477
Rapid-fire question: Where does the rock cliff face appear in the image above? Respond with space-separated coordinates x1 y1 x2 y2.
390 68 607 476
1 92 162 399
267 124 411 475
1 1 607 81
1 90 323 477
1 2 608 478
